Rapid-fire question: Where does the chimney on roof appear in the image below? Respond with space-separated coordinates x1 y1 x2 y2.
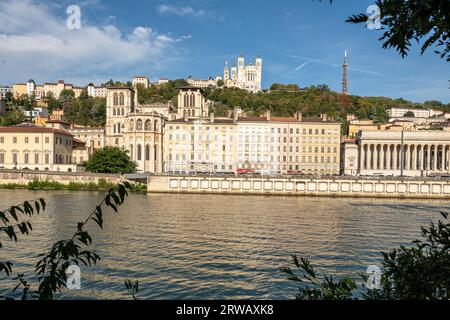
210 112 215 123
321 113 328 121
265 110 271 121
233 107 240 122
295 111 303 122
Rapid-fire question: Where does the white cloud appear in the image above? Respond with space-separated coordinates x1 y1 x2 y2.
294 62 309 72
158 4 206 17
0 0 191 85
286 54 381 76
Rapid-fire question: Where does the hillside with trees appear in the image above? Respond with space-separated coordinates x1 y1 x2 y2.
2 80 448 129
136 80 450 128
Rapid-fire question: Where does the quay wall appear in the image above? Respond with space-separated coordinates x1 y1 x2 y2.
0 169 123 185
148 175 450 199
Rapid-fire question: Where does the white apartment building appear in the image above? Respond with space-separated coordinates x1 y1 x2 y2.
186 76 220 89
388 107 443 118
132 76 150 89
24 108 49 119
0 86 11 99
87 83 108 98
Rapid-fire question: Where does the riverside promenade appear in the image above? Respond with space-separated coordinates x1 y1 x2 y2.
147 174 450 199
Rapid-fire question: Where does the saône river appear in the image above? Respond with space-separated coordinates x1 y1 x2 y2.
1 190 448 299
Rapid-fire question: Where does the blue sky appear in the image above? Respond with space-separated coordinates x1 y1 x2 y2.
0 0 449 103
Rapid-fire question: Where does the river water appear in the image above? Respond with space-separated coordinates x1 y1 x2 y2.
0 190 448 300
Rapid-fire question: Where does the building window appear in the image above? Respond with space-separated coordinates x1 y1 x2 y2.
145 145 150 161
24 153 29 164
34 154 39 164
0 153 4 164
45 154 49 164
136 119 143 131
13 153 18 164
45 137 49 144
13 137 17 144
0 137 4 143
35 137 39 143
137 144 142 161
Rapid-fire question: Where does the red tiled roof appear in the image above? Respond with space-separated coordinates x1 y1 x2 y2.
237 116 269 122
0 125 73 137
271 117 299 122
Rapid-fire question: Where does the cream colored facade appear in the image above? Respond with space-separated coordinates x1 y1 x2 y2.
177 87 210 118
343 130 450 176
105 87 166 173
348 119 418 138
102 86 342 175
165 116 236 173
237 113 341 174
43 80 83 99
164 111 341 175
0 125 78 171
186 76 219 89
69 126 105 164
12 84 27 98
14 79 86 101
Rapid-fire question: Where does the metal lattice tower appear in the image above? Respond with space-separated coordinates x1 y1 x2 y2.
342 50 349 95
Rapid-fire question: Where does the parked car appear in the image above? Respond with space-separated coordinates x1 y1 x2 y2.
237 169 255 175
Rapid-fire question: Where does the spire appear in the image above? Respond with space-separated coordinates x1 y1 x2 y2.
342 50 349 95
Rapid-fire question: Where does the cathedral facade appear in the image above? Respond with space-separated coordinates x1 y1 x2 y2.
223 55 262 93
105 86 210 173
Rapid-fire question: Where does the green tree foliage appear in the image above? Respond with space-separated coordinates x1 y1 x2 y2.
102 79 132 88
59 89 75 101
137 79 189 105
270 83 302 92
4 92 13 104
403 111 415 117
11 94 36 111
62 96 106 127
0 182 133 300
345 0 450 61
43 94 61 114
0 109 26 126
282 212 450 300
85 147 137 174
134 79 445 132
205 86 427 122
216 79 225 87
281 256 357 300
